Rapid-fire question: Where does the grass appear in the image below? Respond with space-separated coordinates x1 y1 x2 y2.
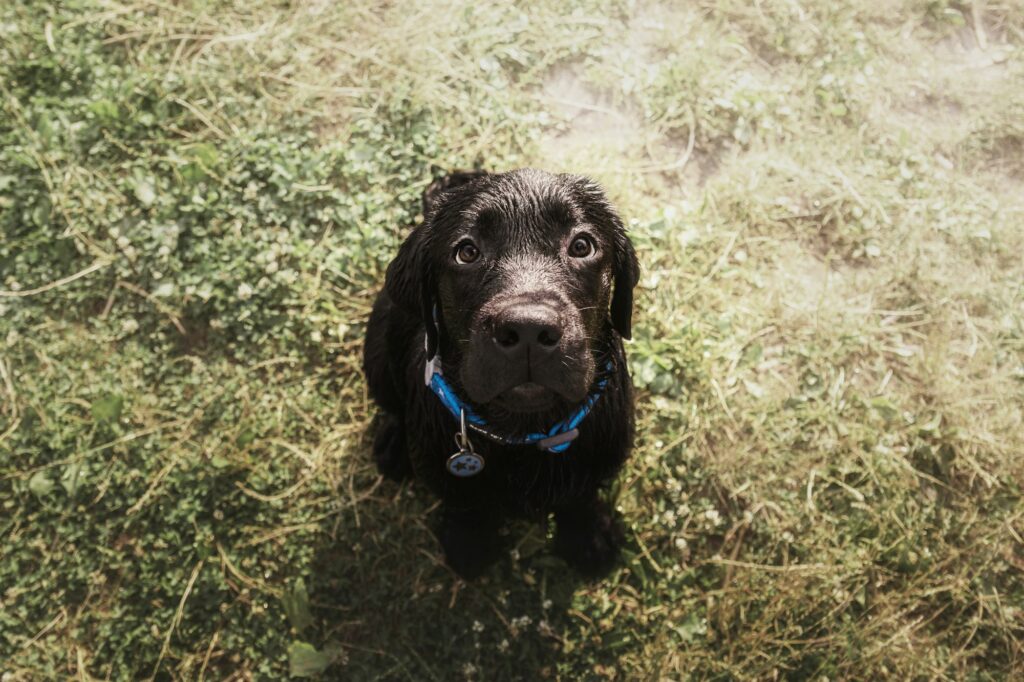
1 0 1022 679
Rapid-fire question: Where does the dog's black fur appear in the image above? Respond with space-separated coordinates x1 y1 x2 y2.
363 168 638 578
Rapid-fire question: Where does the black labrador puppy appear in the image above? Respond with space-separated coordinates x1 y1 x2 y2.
363 168 639 578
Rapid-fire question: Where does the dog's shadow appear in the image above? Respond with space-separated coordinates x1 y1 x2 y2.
306 464 607 681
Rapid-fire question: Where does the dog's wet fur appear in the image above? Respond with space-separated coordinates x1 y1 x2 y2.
363 168 638 578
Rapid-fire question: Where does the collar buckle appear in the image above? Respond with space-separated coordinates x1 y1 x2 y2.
424 336 442 386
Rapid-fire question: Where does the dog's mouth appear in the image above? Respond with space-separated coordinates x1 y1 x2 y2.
459 352 595 414
493 381 558 413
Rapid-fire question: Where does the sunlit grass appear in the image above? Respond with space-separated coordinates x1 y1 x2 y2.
1 0 1022 678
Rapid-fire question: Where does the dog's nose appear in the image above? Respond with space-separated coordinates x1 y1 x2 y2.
492 306 563 361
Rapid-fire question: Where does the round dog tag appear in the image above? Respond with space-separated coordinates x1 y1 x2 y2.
446 450 484 477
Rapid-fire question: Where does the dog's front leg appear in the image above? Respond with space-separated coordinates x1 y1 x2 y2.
439 503 500 579
553 495 624 578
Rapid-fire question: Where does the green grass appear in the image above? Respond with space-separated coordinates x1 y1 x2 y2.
2 0 1023 679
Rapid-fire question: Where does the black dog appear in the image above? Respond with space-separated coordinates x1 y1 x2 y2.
363 168 639 578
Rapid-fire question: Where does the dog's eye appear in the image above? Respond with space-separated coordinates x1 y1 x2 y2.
454 241 480 265
568 235 594 258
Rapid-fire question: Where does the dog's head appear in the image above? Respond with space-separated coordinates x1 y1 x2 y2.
386 169 639 421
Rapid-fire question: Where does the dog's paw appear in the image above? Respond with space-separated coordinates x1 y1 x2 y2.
373 414 410 482
554 501 624 578
439 516 499 579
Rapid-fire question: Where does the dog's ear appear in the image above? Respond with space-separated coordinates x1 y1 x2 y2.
384 224 439 358
388 172 486 359
610 224 640 339
562 174 640 339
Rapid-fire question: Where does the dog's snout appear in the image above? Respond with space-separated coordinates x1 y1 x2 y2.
492 306 563 360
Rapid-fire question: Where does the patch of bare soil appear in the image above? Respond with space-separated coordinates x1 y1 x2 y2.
531 1 717 195
534 63 646 167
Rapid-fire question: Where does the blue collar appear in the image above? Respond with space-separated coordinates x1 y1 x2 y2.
423 343 614 454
